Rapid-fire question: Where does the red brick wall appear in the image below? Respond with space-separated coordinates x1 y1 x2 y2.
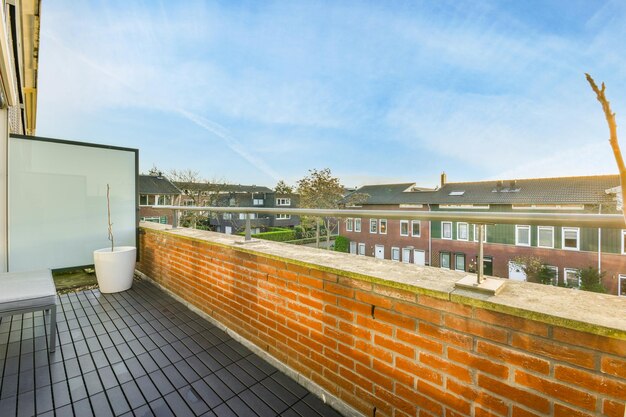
137 227 626 417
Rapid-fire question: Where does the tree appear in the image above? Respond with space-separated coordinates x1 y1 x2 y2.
274 180 294 195
146 165 162 176
577 267 607 293
586 74 626 222
511 256 556 285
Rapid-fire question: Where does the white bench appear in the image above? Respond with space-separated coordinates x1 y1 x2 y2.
0 269 58 352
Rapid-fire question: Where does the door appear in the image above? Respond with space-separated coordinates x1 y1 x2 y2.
483 257 493 275
413 250 425 266
225 226 232 235
508 261 527 281
374 245 385 259
401 248 411 263
349 241 357 254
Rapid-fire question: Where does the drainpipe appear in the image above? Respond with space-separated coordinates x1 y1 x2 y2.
598 204 602 272
427 204 432 266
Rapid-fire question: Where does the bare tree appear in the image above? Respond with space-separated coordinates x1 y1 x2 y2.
586 73 626 222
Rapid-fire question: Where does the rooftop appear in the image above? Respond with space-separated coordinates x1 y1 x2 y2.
0 279 342 417
139 175 182 196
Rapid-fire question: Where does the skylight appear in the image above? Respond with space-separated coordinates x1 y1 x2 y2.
449 191 465 196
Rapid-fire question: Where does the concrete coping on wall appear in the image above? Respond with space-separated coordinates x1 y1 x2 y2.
140 222 626 341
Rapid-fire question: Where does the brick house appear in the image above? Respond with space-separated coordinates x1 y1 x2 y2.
174 182 300 234
138 173 182 225
340 174 626 295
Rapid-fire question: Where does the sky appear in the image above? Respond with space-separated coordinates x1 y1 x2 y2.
36 0 626 189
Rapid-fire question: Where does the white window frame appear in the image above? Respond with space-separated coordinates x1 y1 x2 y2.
473 224 487 242
457 223 469 241
537 226 555 249
369 219 377 234
391 247 400 262
619 274 626 296
440 252 451 269
346 218 353 232
400 220 409 237
358 243 366 256
276 214 291 220
621 230 626 255
379 219 387 235
276 198 291 206
442 222 452 240
515 225 531 247
455 253 466 271
349 241 357 254
564 268 580 288
411 220 421 237
562 227 580 251
354 218 362 232
401 248 411 263
253 198 264 206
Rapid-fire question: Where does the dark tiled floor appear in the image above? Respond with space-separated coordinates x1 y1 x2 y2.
0 279 344 417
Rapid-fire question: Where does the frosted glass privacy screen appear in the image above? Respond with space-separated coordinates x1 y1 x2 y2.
8 135 138 271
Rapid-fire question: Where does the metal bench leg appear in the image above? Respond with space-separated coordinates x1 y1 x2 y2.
49 304 57 353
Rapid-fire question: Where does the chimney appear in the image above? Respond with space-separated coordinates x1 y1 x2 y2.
440 172 447 187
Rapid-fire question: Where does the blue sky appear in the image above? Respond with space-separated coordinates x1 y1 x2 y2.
36 1 626 188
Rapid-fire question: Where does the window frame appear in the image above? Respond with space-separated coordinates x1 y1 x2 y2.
515 225 531 247
564 268 580 288
457 222 469 241
619 274 626 296
440 252 451 269
276 214 291 220
358 243 366 256
545 265 558 286
253 198 264 206
346 218 354 232
400 220 409 237
537 226 555 249
139 195 149 206
473 224 487 242
621 230 626 255
411 220 421 237
401 248 411 263
379 219 387 235
391 247 400 262
369 219 378 234
562 227 580 251
276 198 291 206
441 222 452 240
455 253 466 271
354 218 362 232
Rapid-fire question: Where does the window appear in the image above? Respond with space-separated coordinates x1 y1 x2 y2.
379 219 387 234
401 248 411 263
184 200 194 206
537 226 554 249
448 191 465 196
457 223 469 241
515 225 531 246
276 214 291 219
349 242 357 254
562 227 580 251
622 230 626 255
442 222 452 239
619 274 626 296
239 213 257 220
156 195 171 205
391 247 400 262
354 218 362 232
473 224 487 242
358 243 366 256
564 268 580 288
370 219 378 234
411 220 421 237
276 198 291 206
455 254 466 271
223 213 232 220
253 198 264 206
140 195 149 206
346 218 354 232
400 220 409 236
440 252 451 269
545 265 558 286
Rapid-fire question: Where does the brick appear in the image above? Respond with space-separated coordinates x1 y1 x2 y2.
298 275 324 289
475 407 505 417
474 309 548 337
338 366 374 391
374 334 415 358
338 320 371 341
374 309 416 331
511 333 596 369
373 284 416 302
554 404 596 417
396 329 443 354
419 352 471 383
337 276 373 291
395 302 441 324
554 365 626 401
552 327 626 357
338 298 372 316
355 291 393 309
478 374 549 414
416 380 471 415
309 268 339 282
603 399 626 417
476 341 549 375
512 406 543 417
356 315 393 337
395 356 443 386
514 370 596 411
446 379 508 416
323 347 353 370
324 326 355 347
444 314 508 344
374 386 417 416
337 343 371 367
355 339 393 363
324 282 355 298
395 381 443 416
602 356 626 379
419 322 473 350
419 295 473 318
447 347 509 379
354 363 393 391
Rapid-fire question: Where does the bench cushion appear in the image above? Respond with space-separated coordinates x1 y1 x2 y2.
0 269 57 313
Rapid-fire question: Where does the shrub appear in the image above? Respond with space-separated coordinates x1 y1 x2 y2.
251 229 296 242
577 267 607 293
334 236 350 253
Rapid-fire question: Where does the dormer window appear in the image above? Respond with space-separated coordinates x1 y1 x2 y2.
449 191 465 196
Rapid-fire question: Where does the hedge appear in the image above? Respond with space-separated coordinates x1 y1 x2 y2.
333 235 350 252
251 229 296 242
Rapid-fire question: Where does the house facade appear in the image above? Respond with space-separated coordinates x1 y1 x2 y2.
175 182 300 234
139 174 183 225
340 174 626 295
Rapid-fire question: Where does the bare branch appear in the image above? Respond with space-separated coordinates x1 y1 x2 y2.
106 184 114 251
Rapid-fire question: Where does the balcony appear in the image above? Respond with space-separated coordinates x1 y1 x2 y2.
0 279 343 417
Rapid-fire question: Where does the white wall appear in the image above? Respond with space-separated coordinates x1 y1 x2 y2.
0 108 8 272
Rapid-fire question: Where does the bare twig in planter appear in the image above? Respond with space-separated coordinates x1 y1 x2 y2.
107 184 114 251
586 73 626 222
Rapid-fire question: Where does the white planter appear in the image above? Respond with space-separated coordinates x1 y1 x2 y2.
93 246 137 293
